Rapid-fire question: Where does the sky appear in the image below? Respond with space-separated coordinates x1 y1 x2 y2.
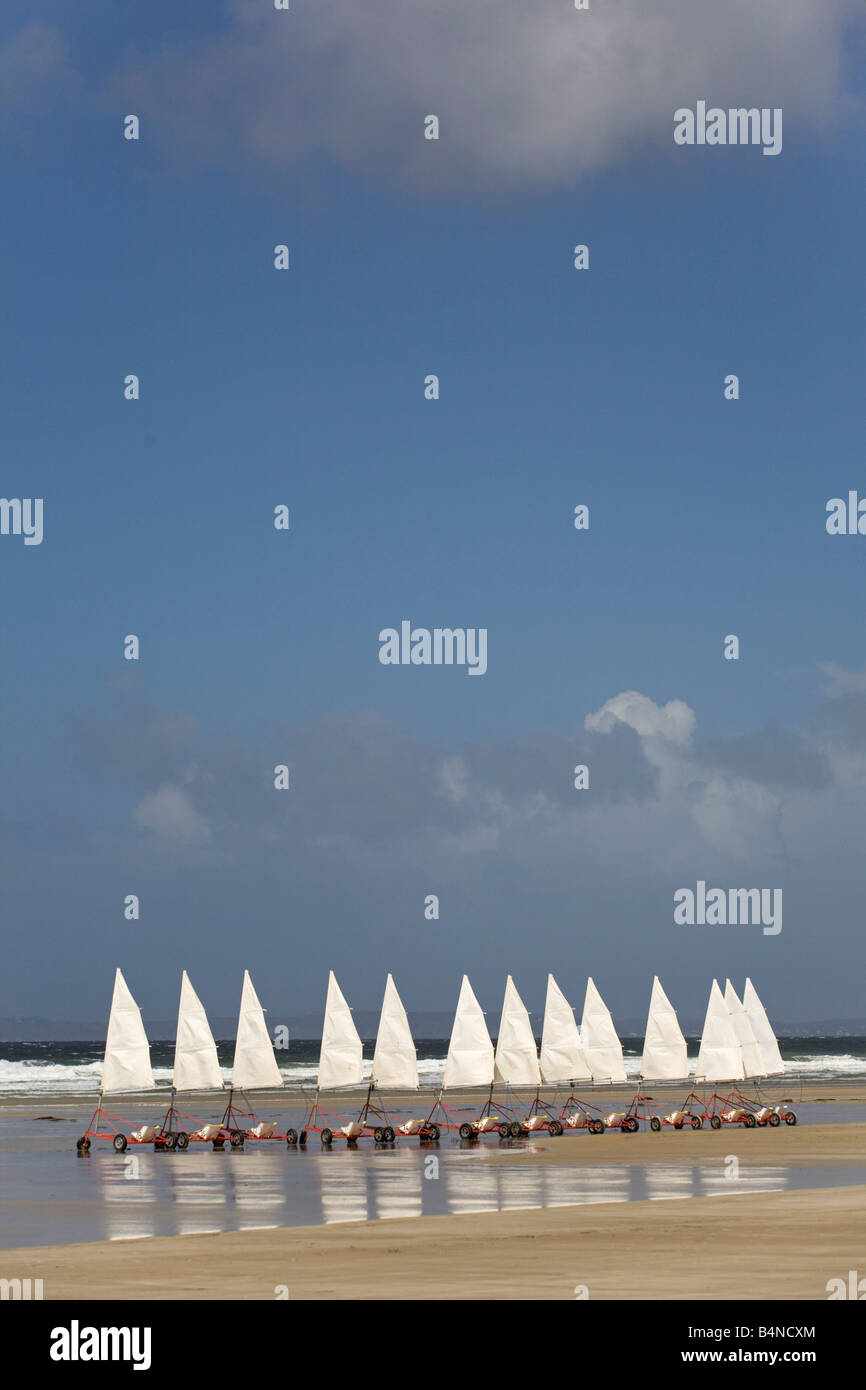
1 0 865 1030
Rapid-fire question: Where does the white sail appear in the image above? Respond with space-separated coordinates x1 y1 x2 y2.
695 979 745 1082
231 970 284 1091
742 977 785 1076
539 974 591 1082
640 976 689 1080
443 975 494 1089
725 979 767 1078
102 968 156 1094
318 971 364 1089
580 977 627 1083
494 976 541 1086
371 974 418 1089
173 970 224 1093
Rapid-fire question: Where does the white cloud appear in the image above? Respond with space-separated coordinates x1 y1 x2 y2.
133 783 212 846
585 689 695 748
114 0 861 193
820 662 866 697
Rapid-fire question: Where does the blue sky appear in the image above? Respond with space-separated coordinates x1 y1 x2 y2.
2 2 865 1028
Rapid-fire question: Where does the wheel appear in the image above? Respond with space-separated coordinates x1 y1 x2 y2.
690 1115 702 1130
673 1121 683 1130
710 1115 722 1130
768 1112 780 1127
112 1134 128 1153
744 1113 756 1128
383 1126 395 1143
509 1122 523 1138
299 1130 308 1145
590 1119 604 1134
176 1131 189 1150
285 1128 298 1145
212 1140 225 1151
458 1123 474 1140
628 1117 640 1132
76 1135 91 1152
164 1132 178 1150
373 1127 384 1142
426 1123 440 1141
230 1130 244 1148
320 1128 333 1145
498 1123 510 1139
784 1111 797 1125
549 1120 564 1137
650 1117 661 1132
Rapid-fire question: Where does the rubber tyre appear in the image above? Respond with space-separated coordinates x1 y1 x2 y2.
744 1114 756 1128
373 1127 385 1142
299 1130 308 1145
650 1117 661 1132
213 1140 224 1151
590 1120 604 1134
710 1115 722 1130
550 1120 564 1137
383 1126 395 1143
459 1123 474 1140
320 1128 333 1145
768 1113 781 1127
230 1130 244 1148
690 1115 702 1130
673 1121 683 1130
509 1122 523 1138
77 1136 91 1152
112 1134 128 1153
426 1123 440 1141
628 1117 640 1132
286 1128 298 1145
784 1112 797 1126
164 1132 178 1150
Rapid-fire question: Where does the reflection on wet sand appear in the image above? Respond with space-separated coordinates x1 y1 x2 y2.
1 1127 862 1248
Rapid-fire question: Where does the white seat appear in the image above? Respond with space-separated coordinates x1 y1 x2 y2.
131 1125 157 1142
524 1115 546 1130
249 1122 275 1138
475 1115 499 1132
340 1121 364 1137
196 1124 222 1140
398 1119 422 1134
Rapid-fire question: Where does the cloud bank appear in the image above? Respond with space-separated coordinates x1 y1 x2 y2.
2 2 862 192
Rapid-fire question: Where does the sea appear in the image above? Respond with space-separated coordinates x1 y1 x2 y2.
1 1037 864 1097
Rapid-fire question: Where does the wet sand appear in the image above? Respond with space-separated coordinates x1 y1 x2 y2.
0 1107 862 1299
2 1182 863 1301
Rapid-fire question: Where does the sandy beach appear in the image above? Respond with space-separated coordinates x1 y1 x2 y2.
1 1087 863 1299
3 1180 863 1301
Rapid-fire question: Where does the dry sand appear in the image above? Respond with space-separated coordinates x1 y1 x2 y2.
2 1120 863 1300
